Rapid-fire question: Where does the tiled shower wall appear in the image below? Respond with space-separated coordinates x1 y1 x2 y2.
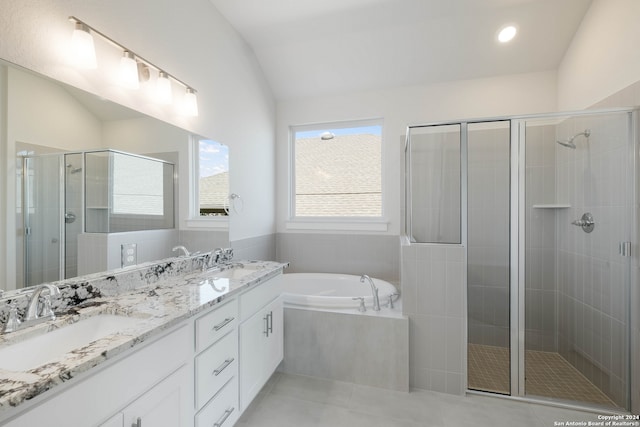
554 112 631 407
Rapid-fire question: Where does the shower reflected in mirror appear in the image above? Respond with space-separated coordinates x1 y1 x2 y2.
556 128 590 149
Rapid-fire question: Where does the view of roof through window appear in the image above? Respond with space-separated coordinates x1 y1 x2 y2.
199 139 229 216
294 123 382 217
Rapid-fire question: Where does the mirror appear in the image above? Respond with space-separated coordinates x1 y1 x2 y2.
2 59 230 291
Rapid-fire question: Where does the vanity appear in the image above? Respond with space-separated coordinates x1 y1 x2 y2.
0 257 286 427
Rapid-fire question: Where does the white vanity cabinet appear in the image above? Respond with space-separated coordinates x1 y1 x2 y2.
101 364 190 427
3 324 192 427
194 298 240 427
238 276 283 411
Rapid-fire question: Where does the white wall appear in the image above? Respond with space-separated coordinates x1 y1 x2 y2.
276 70 558 236
0 0 276 245
558 0 640 110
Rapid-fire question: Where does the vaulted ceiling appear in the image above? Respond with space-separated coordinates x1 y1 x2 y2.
209 0 592 100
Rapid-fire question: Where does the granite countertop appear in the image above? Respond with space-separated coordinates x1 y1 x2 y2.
0 259 286 414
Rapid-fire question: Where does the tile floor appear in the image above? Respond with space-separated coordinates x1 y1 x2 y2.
468 344 617 408
237 372 616 427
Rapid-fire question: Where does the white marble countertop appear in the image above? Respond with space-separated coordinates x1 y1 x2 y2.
0 260 286 413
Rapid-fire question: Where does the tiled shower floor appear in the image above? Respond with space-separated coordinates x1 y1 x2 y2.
468 344 617 408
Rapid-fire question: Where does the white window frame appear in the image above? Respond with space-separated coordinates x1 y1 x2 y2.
186 134 229 230
287 118 388 232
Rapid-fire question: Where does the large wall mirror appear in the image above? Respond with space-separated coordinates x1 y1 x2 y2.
1 59 230 291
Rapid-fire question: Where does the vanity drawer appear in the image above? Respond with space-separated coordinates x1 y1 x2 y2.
195 330 238 409
195 377 239 427
239 274 282 321
195 298 238 352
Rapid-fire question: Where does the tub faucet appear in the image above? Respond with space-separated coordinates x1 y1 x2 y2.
172 245 190 257
360 274 380 311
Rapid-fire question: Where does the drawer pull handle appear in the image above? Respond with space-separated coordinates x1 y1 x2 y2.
213 407 234 427
213 358 235 376
213 317 234 331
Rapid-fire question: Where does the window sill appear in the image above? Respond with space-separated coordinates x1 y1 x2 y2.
185 217 229 230
285 218 388 232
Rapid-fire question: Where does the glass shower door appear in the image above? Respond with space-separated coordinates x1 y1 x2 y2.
23 155 63 286
64 153 83 279
522 111 632 409
467 121 512 394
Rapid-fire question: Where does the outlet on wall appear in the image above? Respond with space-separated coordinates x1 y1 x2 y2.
121 243 137 267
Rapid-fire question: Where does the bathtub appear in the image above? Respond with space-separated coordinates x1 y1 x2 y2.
279 273 409 391
280 273 400 311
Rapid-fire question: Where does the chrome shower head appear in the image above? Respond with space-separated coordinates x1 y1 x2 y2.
556 129 591 150
556 140 576 149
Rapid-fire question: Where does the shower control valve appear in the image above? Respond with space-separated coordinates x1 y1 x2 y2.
571 212 595 233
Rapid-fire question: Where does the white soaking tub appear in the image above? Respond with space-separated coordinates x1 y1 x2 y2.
280 273 400 311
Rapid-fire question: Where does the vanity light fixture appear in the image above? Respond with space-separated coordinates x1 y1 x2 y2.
157 71 173 104
183 87 199 117
119 51 139 90
68 16 198 116
70 22 97 69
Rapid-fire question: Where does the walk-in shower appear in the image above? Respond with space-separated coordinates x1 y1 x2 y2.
405 108 636 411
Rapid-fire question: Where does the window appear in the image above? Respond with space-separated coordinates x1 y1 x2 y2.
291 120 382 218
196 139 229 216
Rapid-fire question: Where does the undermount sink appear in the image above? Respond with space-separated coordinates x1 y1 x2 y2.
203 263 261 280
213 267 258 280
0 314 139 372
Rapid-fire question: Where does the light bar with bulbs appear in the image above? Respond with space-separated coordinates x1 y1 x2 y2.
68 16 198 117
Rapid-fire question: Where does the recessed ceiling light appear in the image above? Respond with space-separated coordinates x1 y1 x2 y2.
497 25 517 43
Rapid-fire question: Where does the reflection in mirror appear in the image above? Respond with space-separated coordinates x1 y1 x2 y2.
198 139 229 216
85 150 174 232
2 60 230 291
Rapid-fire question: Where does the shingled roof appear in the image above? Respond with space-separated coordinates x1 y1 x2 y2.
295 133 381 217
199 171 229 210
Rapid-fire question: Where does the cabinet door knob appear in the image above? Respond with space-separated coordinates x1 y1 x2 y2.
267 311 273 334
133 417 142 427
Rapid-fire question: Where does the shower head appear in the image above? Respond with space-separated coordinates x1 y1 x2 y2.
556 140 576 149
556 129 591 149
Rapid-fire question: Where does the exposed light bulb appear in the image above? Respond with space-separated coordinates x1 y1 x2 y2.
70 22 97 69
498 25 517 43
183 88 198 117
156 71 172 104
119 50 139 90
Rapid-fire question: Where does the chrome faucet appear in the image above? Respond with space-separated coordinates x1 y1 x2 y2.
25 284 60 322
202 248 223 272
360 274 380 311
172 245 190 257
